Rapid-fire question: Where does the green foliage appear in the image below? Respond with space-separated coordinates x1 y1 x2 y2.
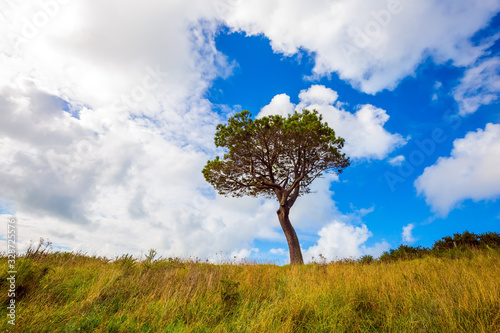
379 231 500 262
379 245 429 262
432 230 500 251
479 232 500 247
114 254 136 269
145 249 158 262
203 109 350 198
358 255 374 264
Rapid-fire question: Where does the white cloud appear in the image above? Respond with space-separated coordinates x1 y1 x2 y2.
284 173 342 231
298 84 338 105
258 85 407 160
230 248 259 262
304 221 390 262
388 155 405 166
402 223 416 243
453 57 500 115
0 0 280 259
223 0 500 93
269 248 286 255
259 93 295 118
415 123 500 216
363 241 391 258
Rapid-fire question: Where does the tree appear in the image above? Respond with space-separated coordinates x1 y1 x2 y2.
202 109 350 265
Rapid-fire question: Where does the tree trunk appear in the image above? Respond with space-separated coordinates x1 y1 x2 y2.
277 205 304 265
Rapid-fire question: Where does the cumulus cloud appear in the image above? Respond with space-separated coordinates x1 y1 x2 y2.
304 221 390 261
0 0 281 259
258 85 406 160
284 173 343 231
0 85 277 256
415 123 500 216
402 223 416 243
298 84 339 105
230 248 259 262
259 93 295 118
223 0 500 93
270 248 286 255
453 57 500 115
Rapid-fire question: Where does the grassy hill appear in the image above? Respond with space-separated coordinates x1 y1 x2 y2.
1 232 499 332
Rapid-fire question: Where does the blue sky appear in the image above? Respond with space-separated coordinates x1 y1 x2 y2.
1 1 499 263
208 25 500 256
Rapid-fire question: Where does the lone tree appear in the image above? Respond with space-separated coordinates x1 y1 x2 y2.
203 109 350 265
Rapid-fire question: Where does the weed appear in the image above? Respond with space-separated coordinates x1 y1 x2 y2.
25 237 52 260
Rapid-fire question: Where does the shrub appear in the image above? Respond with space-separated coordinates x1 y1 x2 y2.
358 255 374 264
379 245 429 262
478 232 500 248
432 231 500 252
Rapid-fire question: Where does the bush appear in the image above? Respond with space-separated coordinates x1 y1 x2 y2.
358 255 374 264
379 245 429 262
432 231 500 252
478 232 500 248
377 231 500 263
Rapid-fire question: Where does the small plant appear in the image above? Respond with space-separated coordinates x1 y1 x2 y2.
145 249 158 262
114 254 136 269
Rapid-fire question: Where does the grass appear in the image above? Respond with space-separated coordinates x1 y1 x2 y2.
1 247 499 332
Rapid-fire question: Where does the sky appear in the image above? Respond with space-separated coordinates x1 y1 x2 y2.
1 0 499 264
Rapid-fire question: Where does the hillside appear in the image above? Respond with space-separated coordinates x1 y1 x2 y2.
1 233 500 332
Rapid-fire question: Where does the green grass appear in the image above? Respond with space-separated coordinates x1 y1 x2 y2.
1 247 499 332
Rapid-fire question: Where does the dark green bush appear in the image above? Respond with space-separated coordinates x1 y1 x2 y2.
379 231 500 262
432 231 500 251
359 255 374 264
380 245 429 262
478 232 500 247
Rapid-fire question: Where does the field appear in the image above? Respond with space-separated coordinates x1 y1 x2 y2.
1 245 499 332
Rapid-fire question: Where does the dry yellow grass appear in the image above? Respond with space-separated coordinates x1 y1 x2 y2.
1 249 499 332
